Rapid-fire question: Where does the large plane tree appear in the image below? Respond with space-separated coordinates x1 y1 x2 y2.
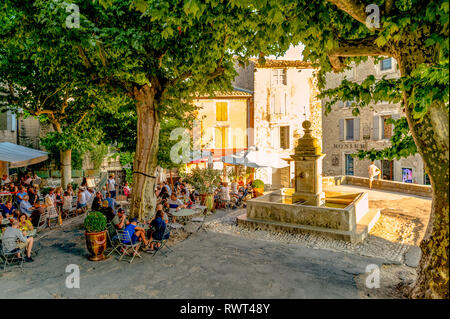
266 0 448 298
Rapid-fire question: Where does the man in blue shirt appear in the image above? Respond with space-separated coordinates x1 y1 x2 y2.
16 186 27 205
122 218 149 247
0 200 17 218
105 192 117 211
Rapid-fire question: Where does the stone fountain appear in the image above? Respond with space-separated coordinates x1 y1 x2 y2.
237 121 380 243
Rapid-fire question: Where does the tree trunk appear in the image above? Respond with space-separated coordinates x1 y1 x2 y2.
396 46 449 298
130 84 160 221
60 149 72 190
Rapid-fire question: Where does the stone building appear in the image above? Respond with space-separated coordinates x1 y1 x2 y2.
252 59 321 188
322 57 428 185
189 54 322 189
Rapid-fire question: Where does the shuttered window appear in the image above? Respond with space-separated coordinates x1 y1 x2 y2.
216 102 228 122
0 110 16 131
271 69 287 86
280 126 290 149
345 119 354 140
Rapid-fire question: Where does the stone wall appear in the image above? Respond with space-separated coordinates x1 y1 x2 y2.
322 175 432 198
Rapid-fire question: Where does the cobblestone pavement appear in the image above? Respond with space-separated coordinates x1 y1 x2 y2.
0 187 430 299
204 186 431 265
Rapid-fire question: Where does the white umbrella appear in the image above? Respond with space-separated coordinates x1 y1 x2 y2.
221 147 289 169
246 149 289 168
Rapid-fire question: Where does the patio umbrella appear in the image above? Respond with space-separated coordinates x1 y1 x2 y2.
221 147 289 169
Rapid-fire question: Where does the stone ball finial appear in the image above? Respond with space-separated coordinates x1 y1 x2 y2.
302 120 312 130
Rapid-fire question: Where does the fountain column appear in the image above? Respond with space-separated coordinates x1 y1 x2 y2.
291 120 326 206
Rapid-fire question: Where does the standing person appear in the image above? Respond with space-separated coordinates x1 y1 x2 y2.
1 220 34 262
368 162 382 189
123 181 131 199
101 186 107 199
55 187 63 213
76 187 87 213
107 174 116 199
62 191 73 218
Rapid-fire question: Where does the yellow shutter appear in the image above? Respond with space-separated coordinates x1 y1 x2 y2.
216 102 227 121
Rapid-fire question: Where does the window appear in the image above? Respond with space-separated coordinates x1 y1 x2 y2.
280 126 290 149
345 154 354 176
271 69 287 86
345 119 354 140
381 115 392 139
380 58 392 71
216 102 228 122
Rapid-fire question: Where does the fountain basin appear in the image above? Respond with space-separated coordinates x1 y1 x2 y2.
237 188 380 243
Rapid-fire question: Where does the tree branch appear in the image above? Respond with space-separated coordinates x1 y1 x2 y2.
77 45 93 69
328 36 390 71
326 0 368 25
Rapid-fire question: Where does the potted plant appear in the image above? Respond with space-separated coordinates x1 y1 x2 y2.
183 167 222 210
251 179 265 197
84 211 107 261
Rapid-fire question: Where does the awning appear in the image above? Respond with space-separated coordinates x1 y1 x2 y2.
0 142 48 168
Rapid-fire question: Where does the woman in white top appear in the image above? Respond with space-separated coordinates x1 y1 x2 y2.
77 188 87 211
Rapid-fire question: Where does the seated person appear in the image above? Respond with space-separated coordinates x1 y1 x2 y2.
167 193 186 217
122 218 149 247
30 201 45 227
16 186 27 205
111 207 129 230
219 182 231 201
0 200 17 218
18 213 34 232
1 220 34 262
105 192 117 210
27 187 37 206
19 195 33 217
91 192 103 212
103 207 116 223
148 210 170 251
179 189 193 208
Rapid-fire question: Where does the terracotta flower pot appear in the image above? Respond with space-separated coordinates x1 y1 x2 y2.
253 188 264 197
85 230 107 261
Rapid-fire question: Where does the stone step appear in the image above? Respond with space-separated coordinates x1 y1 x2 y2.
354 207 381 242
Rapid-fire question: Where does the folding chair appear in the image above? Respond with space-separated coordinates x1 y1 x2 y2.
116 230 142 263
150 224 173 258
105 223 121 257
1 237 25 271
62 200 77 219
